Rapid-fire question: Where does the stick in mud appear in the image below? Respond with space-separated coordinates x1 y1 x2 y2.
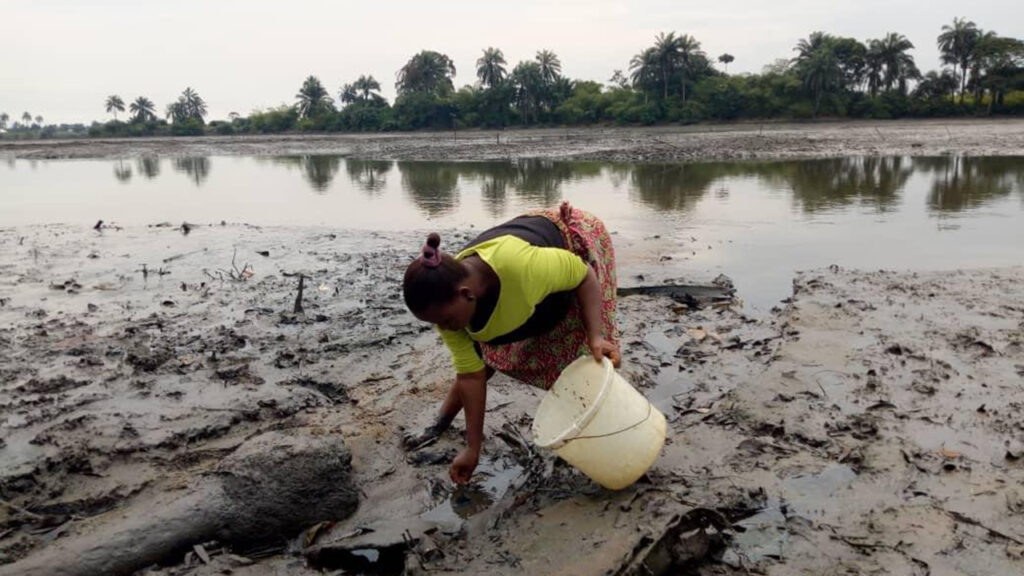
294 275 306 314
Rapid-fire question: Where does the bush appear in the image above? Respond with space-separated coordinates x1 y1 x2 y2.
247 106 298 134
666 100 706 124
787 101 815 119
392 93 456 130
170 119 204 136
211 121 235 135
997 90 1024 115
693 77 746 120
338 101 391 132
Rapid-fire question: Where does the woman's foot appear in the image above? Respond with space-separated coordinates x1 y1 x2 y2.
401 422 447 451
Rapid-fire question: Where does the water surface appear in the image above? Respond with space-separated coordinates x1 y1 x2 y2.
3 155 1022 310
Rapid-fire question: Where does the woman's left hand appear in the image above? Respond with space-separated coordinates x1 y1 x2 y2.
588 337 621 368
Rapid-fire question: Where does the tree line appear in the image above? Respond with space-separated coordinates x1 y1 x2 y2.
1 17 1021 140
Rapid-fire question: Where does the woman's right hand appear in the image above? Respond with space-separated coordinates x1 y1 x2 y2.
450 447 479 485
588 336 621 368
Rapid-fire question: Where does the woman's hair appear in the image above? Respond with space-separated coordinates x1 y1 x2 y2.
402 233 468 314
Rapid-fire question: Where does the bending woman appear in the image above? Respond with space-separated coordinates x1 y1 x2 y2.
401 202 620 484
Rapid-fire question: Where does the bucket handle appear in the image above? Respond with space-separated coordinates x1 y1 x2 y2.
551 398 654 449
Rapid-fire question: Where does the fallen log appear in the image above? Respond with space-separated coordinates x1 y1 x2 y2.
618 283 735 307
0 431 359 576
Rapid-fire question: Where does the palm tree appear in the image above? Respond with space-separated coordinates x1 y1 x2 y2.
510 61 544 123
476 47 508 88
295 75 333 119
180 87 208 120
353 75 382 101
396 51 456 96
105 95 125 121
34 115 43 126
165 101 186 123
129 97 157 122
21 112 32 124
535 50 562 85
865 40 885 97
793 33 842 117
877 33 919 94
629 47 659 101
914 70 959 100
652 32 679 99
675 34 705 102
938 17 981 103
718 53 735 73
339 83 358 105
967 30 999 102
794 31 833 60
0 113 8 130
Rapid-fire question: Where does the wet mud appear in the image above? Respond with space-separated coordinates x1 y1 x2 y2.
1 222 1022 575
3 119 1024 163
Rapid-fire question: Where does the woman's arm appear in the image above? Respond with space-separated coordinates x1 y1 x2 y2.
575 266 621 367
449 368 487 484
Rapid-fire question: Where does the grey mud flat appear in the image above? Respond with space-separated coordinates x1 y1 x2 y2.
3 118 1024 163
1 221 1021 575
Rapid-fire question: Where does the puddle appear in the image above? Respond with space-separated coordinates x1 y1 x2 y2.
729 465 857 563
420 458 523 525
781 464 857 519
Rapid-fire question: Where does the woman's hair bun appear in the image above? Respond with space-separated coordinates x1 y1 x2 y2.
426 233 441 250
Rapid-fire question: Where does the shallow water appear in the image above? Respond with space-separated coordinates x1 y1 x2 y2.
3 155 1023 310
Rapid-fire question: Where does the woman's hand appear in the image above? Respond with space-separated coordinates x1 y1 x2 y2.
588 336 621 368
450 447 479 485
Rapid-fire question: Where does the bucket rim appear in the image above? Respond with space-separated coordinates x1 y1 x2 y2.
532 356 614 450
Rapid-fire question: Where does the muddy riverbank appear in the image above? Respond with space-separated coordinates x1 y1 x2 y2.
3 119 1024 163
1 222 1021 575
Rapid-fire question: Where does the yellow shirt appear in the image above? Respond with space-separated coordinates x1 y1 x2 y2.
438 235 588 373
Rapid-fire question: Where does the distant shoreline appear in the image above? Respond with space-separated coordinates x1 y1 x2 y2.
3 118 1024 163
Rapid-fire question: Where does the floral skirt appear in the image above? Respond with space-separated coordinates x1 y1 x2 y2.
479 202 617 390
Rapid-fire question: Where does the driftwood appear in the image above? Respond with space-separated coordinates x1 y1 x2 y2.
0 431 359 576
618 283 735 307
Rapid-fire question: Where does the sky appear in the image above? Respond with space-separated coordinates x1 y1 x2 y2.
1 0 1020 125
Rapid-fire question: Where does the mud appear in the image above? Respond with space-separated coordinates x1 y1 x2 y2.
3 119 1024 163
1 221 1022 575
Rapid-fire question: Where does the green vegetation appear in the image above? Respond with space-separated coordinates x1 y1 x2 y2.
3 18 1022 141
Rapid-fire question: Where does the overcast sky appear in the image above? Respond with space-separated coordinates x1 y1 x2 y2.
1 0 1019 124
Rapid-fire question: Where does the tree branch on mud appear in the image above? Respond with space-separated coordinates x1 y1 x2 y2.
203 248 253 282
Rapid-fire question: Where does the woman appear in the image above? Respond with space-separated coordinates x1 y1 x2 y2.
401 202 620 484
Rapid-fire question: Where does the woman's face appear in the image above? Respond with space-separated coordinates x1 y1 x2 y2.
415 288 476 331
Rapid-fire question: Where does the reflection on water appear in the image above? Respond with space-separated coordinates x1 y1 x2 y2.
625 163 726 211
770 157 912 213
915 156 1024 213
82 155 1024 217
173 157 211 186
113 160 132 183
138 157 160 179
345 159 392 194
399 162 461 215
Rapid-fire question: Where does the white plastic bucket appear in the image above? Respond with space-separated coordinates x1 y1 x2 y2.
531 357 667 490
